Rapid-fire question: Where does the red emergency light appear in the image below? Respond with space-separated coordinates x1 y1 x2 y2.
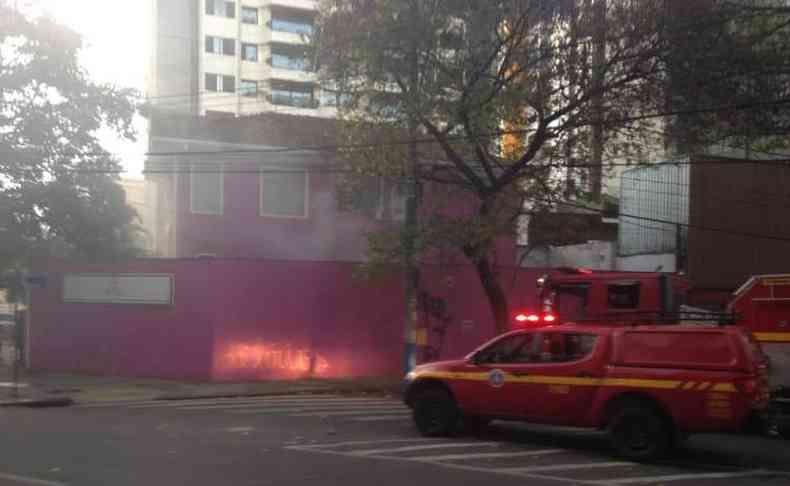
513 311 558 326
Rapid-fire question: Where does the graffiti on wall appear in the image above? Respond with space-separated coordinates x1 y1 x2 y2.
219 342 330 375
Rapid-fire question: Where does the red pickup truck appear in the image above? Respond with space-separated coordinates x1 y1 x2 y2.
403 323 769 460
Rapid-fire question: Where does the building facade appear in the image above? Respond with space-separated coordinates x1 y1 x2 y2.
148 0 336 118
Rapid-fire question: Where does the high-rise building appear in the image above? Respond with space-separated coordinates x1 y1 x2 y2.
147 0 336 118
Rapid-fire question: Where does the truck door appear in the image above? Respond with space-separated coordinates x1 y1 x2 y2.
494 331 604 425
464 332 539 416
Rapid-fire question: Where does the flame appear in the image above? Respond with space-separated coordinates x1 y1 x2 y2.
220 343 330 374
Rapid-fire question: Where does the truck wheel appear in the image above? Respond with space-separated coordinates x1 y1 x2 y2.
609 406 672 461
413 388 459 437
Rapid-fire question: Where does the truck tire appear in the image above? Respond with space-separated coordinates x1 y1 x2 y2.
413 388 459 437
609 405 672 461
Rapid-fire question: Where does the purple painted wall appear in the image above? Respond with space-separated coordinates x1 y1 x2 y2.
29 259 542 381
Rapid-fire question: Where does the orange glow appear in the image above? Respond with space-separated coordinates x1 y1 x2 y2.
220 343 330 374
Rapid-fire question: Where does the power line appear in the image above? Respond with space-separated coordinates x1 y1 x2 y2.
538 198 790 244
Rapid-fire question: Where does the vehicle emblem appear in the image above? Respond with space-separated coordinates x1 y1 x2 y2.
489 369 506 388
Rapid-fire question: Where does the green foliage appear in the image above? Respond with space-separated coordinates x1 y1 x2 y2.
0 6 141 272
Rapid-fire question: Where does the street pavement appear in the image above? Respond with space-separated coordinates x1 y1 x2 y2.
0 394 788 485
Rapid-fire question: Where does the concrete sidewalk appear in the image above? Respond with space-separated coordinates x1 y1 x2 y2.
1 368 402 406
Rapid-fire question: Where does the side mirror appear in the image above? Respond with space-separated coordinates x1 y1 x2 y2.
469 353 486 366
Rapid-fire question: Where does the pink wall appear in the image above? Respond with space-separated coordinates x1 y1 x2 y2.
30 259 542 381
172 171 518 265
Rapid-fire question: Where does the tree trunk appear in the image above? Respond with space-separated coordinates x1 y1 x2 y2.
473 253 510 335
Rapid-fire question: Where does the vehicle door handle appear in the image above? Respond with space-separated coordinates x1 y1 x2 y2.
577 372 597 378
512 372 530 377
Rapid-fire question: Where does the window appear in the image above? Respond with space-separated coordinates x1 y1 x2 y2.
537 333 598 363
241 6 258 24
271 18 313 35
206 0 235 18
242 43 259 62
272 46 311 71
270 84 315 108
261 170 309 218
607 282 641 309
205 73 236 93
475 334 536 364
191 164 223 215
205 36 235 56
240 79 258 97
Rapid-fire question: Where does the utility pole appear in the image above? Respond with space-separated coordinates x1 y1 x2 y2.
402 0 421 374
590 0 607 203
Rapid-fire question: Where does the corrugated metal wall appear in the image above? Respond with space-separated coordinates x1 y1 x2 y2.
619 160 690 257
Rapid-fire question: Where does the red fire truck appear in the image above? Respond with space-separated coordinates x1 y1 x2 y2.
525 268 790 438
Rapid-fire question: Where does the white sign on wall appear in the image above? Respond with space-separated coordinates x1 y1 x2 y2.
63 274 174 305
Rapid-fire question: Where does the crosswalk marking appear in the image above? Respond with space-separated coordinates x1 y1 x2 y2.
499 461 635 474
350 415 413 422
287 437 790 486
411 449 564 461
286 439 443 450
179 401 400 411
288 409 409 417
128 396 387 409
350 442 499 457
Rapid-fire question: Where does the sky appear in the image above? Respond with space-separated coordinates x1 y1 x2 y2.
26 0 149 179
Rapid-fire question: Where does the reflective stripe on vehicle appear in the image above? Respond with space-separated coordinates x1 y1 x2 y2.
412 371 738 393
753 332 790 343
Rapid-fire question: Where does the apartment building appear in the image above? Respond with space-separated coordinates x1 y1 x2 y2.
148 0 337 118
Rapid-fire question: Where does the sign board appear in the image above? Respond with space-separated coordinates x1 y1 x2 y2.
63 274 174 305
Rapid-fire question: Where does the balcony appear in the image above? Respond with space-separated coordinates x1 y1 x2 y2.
270 29 308 45
268 0 317 12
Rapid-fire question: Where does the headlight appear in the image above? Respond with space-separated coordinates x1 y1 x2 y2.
404 371 417 381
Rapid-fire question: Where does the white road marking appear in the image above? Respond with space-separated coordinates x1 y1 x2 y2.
414 449 565 462
0 472 67 486
350 442 500 457
179 401 400 411
282 408 410 417
125 396 388 409
349 415 412 422
595 469 790 485
285 408 411 417
77 394 365 408
285 438 444 450
500 461 636 474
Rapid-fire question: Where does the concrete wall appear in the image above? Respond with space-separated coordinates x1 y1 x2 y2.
29 260 542 381
521 241 617 271
616 253 677 273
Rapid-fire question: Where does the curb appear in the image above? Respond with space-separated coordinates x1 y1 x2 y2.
0 397 74 408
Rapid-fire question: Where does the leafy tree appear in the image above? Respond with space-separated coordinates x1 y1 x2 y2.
662 0 790 154
0 5 141 274
316 0 674 332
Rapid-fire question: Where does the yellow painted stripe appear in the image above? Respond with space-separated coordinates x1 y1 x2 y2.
414 371 732 393
754 332 790 343
603 378 683 390
697 382 712 391
712 383 738 393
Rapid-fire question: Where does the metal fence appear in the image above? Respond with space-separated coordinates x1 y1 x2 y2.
618 160 689 257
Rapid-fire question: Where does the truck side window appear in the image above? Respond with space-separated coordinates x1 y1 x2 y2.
607 283 640 309
539 333 598 363
477 334 534 364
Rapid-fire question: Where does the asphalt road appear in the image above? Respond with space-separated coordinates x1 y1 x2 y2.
0 394 788 486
